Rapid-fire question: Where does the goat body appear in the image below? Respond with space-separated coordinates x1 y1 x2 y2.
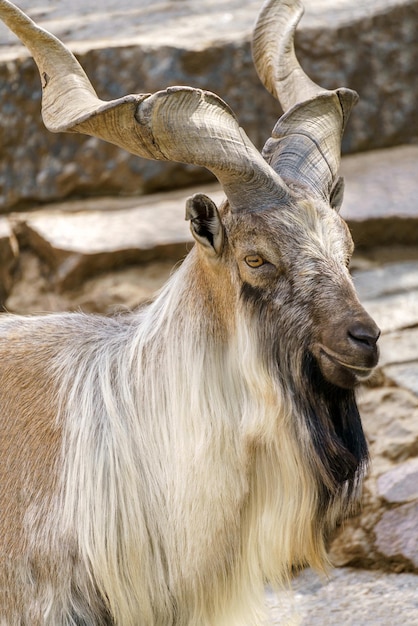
0 240 372 625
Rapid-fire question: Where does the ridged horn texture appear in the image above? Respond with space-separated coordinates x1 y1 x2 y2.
0 0 292 213
252 0 359 201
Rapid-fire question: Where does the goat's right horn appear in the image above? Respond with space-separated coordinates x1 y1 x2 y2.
252 0 358 203
0 0 292 214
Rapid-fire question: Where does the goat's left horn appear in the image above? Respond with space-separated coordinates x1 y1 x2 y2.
252 0 358 203
0 0 292 213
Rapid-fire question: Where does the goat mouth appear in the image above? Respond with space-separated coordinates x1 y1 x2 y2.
314 345 374 389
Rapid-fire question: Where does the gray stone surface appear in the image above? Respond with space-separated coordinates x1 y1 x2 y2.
328 239 418 573
0 0 411 51
0 215 17 305
377 458 418 503
360 386 418 465
378 328 418 367
385 364 418 397
0 0 417 210
352 254 418 396
352 257 418 300
328 383 418 572
341 146 418 247
11 184 225 289
359 290 418 334
267 567 418 625
8 145 418 290
375 502 418 569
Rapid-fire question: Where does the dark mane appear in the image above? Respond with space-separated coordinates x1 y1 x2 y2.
297 351 369 512
241 282 369 518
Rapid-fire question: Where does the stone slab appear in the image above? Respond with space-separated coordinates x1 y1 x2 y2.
0 0 409 52
377 458 418 503
266 567 418 625
352 258 418 301
360 386 418 463
12 184 225 289
385 363 418 397
359 291 418 334
377 327 418 396
352 261 418 381
0 215 17 305
375 501 418 569
341 145 418 221
9 144 418 289
341 146 418 247
327 383 418 571
378 328 418 367
0 0 417 210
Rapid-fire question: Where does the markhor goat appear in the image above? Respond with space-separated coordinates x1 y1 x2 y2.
0 0 380 624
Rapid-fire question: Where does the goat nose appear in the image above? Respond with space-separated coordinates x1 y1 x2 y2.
348 320 381 350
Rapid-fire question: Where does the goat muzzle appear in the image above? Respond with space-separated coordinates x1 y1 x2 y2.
311 311 380 389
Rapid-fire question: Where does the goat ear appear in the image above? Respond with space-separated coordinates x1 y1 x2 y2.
185 193 224 255
329 176 345 212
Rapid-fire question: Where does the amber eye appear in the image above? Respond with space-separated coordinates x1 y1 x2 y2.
245 254 265 268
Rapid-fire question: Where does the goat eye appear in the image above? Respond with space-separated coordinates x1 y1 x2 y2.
245 254 265 268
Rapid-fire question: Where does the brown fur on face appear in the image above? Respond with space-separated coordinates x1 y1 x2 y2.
220 194 374 510
223 194 379 389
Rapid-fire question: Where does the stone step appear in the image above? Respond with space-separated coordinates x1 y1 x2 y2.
10 184 225 290
267 567 418 625
6 143 417 397
8 144 418 291
0 0 417 210
340 145 418 248
0 216 18 302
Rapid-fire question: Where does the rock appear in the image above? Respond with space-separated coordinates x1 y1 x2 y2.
352 258 418 335
352 258 418 301
0 0 417 210
328 386 418 571
353 285 418 396
8 146 418 292
267 567 418 625
360 291 418 334
378 328 418 367
11 184 224 290
0 216 18 305
360 386 418 465
380 329 418 367
341 146 418 247
377 458 418 503
385 364 418 397
5 250 175 315
375 502 418 569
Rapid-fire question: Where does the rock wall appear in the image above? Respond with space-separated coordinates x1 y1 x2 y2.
0 0 417 210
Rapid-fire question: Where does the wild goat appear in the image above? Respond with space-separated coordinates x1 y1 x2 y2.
0 0 380 624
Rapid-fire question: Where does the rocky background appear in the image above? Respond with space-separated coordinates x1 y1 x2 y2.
0 0 417 624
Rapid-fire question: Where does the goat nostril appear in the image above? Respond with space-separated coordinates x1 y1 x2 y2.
348 322 381 349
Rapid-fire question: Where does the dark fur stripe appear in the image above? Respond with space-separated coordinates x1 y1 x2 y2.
240 282 368 516
298 352 368 505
